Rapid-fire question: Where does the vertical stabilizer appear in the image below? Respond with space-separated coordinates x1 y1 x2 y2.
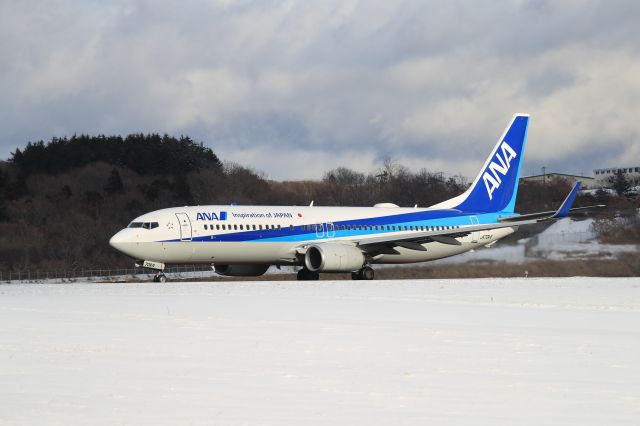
431 114 529 213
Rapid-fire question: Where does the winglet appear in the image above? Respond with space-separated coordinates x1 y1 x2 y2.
553 182 581 218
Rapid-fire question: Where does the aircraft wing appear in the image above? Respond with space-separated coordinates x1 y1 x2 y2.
357 182 604 250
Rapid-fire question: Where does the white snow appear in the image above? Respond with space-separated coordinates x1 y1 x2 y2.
1 278 639 425
438 217 638 264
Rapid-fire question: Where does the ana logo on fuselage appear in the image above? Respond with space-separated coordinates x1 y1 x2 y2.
196 211 227 221
482 141 517 200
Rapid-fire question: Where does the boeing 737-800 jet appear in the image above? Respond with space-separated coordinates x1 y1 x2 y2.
109 114 597 281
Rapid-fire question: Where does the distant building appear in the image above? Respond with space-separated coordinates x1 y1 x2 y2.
594 167 640 185
519 173 597 189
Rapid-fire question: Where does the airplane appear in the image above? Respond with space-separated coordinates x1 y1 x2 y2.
109 114 600 282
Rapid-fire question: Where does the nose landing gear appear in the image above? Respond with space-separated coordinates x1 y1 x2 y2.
136 260 168 283
153 273 167 283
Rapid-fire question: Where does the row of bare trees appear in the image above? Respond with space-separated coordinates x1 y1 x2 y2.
0 135 636 272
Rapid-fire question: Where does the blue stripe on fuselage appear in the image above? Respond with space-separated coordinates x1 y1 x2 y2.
159 209 505 243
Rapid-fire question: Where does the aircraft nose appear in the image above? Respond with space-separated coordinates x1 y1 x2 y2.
109 230 129 252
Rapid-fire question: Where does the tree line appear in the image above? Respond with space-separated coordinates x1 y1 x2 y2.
0 134 634 273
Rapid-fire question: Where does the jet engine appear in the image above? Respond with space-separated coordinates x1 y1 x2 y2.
214 264 270 276
304 243 365 272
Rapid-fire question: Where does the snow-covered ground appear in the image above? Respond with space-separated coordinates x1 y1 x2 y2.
1 278 639 425
438 218 638 264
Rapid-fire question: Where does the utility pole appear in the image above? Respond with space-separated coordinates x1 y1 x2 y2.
542 166 546 184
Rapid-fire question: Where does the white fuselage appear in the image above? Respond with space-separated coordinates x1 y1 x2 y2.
109 204 516 267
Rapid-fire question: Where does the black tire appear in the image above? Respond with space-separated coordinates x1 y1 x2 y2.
297 269 320 281
361 267 374 280
351 272 360 280
158 274 167 283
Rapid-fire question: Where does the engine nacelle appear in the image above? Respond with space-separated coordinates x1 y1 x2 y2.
214 264 270 276
304 243 365 272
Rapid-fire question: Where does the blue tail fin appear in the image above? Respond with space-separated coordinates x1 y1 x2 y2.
433 114 530 213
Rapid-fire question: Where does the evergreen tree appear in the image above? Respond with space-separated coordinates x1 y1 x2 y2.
609 170 631 197
104 168 124 195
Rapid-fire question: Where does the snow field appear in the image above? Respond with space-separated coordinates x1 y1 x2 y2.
1 278 639 425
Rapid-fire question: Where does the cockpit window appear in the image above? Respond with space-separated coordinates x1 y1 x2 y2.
128 222 159 229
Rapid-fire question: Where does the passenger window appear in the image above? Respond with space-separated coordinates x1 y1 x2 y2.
233 225 237 230
289 225 293 230
271 225 275 229
204 224 208 230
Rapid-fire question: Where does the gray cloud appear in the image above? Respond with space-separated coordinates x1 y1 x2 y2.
1 0 639 180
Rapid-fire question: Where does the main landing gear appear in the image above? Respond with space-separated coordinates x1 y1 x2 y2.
297 268 320 281
296 266 375 281
351 266 375 280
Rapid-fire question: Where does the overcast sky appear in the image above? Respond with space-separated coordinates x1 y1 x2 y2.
1 0 639 180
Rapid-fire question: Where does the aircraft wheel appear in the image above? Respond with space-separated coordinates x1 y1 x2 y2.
297 269 319 281
157 274 167 283
351 272 360 280
361 266 375 280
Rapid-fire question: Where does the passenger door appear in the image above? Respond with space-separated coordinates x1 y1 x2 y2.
175 213 192 241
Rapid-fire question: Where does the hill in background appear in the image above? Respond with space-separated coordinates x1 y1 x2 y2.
0 134 633 273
